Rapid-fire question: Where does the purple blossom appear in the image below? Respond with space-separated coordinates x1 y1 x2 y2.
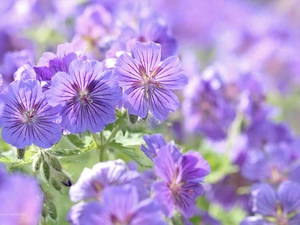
241 181 300 225
34 41 85 89
0 164 43 225
182 65 236 140
115 41 188 120
153 145 210 218
1 79 62 148
69 160 140 202
68 185 166 225
46 59 122 133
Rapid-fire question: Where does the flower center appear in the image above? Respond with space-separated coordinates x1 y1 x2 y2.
23 109 36 124
77 90 93 105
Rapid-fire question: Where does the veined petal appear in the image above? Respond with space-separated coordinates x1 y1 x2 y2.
148 87 179 120
124 86 148 118
278 181 300 214
153 181 175 218
141 133 167 161
115 53 143 86
252 183 277 217
132 42 161 75
154 56 188 89
154 145 176 183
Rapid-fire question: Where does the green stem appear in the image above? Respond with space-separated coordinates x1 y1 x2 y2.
103 124 120 146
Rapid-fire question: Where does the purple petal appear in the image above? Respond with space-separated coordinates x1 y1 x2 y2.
240 217 272 225
153 181 175 218
123 85 148 118
132 42 161 75
252 183 277 217
154 145 176 183
115 53 143 86
278 181 300 214
154 56 188 89
141 133 167 161
148 86 180 120
288 213 300 225
67 201 105 225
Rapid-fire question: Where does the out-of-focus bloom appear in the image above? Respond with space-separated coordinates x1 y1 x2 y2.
1 79 62 148
0 164 43 225
182 65 236 140
153 145 210 218
115 41 188 120
46 59 122 133
34 41 85 90
0 50 34 92
68 185 166 225
241 181 300 225
245 119 293 148
69 160 140 202
241 143 300 184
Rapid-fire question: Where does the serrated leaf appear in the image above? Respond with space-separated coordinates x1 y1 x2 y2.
66 134 85 148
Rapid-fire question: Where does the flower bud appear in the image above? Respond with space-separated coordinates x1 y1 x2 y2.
47 154 62 172
15 148 25 160
50 178 62 192
48 201 57 221
128 114 138 124
32 154 42 172
41 161 50 181
42 203 48 218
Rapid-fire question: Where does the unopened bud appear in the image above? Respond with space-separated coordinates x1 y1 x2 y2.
48 202 57 220
47 155 62 172
32 154 42 172
42 203 48 218
41 161 50 181
50 178 62 192
128 114 138 124
15 148 25 160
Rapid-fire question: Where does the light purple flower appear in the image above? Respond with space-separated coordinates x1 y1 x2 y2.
68 185 166 225
1 79 62 148
115 41 188 120
153 145 210 218
0 164 43 225
46 59 122 133
69 160 140 202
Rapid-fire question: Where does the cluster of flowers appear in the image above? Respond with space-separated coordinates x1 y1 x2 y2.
68 134 210 224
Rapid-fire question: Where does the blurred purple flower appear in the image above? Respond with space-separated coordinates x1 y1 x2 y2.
1 79 62 148
115 41 188 120
153 145 210 218
183 65 236 140
68 185 166 225
46 59 122 133
0 164 43 225
69 160 140 202
241 181 300 225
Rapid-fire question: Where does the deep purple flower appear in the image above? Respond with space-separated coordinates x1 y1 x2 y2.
182 65 236 140
1 79 62 148
68 185 166 225
115 41 188 120
46 59 122 133
0 164 43 225
69 160 140 202
241 181 300 225
153 145 210 218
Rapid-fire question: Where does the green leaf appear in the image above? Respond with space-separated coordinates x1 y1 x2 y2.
109 141 152 168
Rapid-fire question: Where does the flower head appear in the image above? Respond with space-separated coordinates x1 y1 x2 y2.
46 59 122 133
115 41 188 120
1 79 62 148
153 145 210 218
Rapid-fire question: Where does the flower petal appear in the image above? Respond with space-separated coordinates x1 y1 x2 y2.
153 181 175 218
154 56 188 89
148 87 179 120
123 85 148 118
278 181 300 214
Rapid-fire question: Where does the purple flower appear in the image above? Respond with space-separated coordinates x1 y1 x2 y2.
182 65 236 140
46 59 122 133
69 160 140 202
34 41 85 89
115 41 188 120
153 145 210 218
241 143 300 184
68 185 166 225
1 79 62 148
241 181 300 225
0 164 43 225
